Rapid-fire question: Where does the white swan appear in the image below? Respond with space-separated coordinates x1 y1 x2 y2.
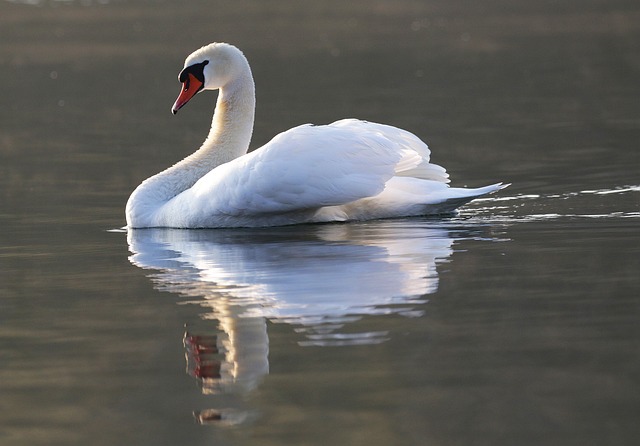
126 43 506 228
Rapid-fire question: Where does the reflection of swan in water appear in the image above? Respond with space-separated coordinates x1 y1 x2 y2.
128 222 456 336
126 221 493 422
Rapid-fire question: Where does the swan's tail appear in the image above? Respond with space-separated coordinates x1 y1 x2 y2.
429 182 509 214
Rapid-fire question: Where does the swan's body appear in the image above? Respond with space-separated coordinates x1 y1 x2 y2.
126 43 506 228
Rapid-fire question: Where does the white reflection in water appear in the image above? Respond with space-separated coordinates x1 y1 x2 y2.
127 222 498 423
127 224 459 342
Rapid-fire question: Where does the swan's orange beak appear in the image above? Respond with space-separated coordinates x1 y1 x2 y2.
172 73 203 115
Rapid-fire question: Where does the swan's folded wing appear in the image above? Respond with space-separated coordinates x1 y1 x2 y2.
331 119 449 183
192 123 416 216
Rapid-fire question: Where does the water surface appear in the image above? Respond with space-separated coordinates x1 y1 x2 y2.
1 1 639 445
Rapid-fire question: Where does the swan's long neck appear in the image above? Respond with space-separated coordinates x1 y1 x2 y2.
126 65 255 227
200 71 256 167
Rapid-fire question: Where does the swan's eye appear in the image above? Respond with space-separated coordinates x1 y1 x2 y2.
178 60 209 92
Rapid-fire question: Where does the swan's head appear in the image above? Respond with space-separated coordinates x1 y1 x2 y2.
172 43 249 114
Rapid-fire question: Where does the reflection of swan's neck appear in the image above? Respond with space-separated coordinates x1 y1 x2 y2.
217 303 269 392
126 67 255 224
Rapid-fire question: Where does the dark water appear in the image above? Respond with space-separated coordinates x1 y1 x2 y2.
1 1 639 445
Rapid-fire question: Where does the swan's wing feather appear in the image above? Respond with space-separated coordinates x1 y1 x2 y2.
194 122 415 216
331 119 449 182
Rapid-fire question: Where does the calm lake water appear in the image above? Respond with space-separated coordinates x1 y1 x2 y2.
1 0 639 445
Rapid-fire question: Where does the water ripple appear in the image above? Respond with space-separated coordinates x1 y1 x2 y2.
462 185 640 223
